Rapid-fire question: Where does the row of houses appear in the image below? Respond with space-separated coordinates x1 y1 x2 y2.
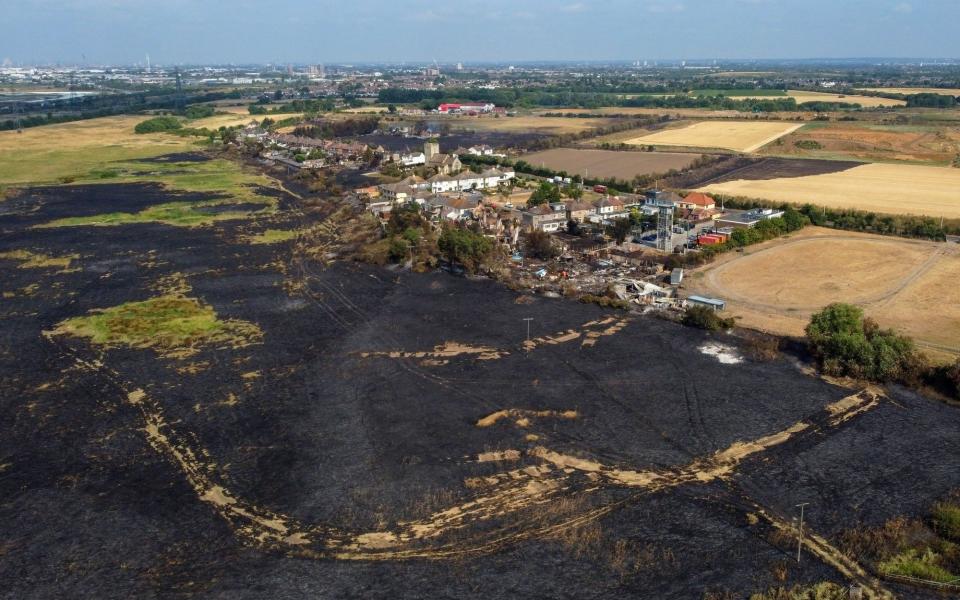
378 167 516 204
366 190 489 221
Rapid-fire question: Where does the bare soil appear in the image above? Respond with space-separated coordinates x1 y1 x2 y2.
520 148 701 180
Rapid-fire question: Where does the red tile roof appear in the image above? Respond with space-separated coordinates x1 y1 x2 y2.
683 192 715 207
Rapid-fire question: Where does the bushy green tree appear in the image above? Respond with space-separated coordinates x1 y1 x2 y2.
806 303 925 382
438 226 493 272
184 105 215 119
527 182 562 207
134 116 183 134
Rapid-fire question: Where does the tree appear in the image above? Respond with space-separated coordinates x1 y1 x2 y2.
438 226 493 273
388 238 409 262
607 218 632 245
527 182 561 207
134 116 182 134
564 185 583 199
806 303 925 382
387 104 397 114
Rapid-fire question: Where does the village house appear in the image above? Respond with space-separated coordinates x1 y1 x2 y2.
392 151 426 166
428 193 484 221
593 196 628 219
425 168 513 194
365 197 394 216
677 192 716 211
521 204 567 232
353 185 380 198
565 201 594 223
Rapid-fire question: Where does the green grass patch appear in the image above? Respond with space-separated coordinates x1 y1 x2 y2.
35 159 282 228
878 547 957 582
35 199 272 229
933 502 960 542
245 228 300 244
0 249 78 272
52 294 262 358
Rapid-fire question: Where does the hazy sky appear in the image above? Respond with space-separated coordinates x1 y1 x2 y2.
3 0 959 65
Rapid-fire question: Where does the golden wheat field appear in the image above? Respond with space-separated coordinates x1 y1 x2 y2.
625 121 804 152
782 90 905 107
856 87 960 97
699 162 960 219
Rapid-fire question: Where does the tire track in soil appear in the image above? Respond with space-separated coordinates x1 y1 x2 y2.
41 318 890 592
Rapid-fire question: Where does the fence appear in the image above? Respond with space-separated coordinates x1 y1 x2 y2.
880 571 960 593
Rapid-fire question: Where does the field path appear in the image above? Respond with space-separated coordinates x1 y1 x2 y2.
701 235 943 312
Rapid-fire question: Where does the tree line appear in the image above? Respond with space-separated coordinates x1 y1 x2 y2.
706 195 954 239
292 116 379 139
377 87 870 112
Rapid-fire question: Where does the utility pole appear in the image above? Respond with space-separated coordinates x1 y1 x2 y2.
523 317 534 343
796 502 810 563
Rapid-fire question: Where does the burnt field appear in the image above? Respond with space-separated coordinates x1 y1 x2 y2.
667 156 863 189
2 176 960 598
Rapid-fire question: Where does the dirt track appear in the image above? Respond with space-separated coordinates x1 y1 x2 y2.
2 177 960 598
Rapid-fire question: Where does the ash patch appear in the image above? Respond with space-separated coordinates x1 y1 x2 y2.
704 157 863 184
0 183 225 230
138 152 212 163
699 342 744 364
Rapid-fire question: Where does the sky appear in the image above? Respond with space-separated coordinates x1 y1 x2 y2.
2 0 959 65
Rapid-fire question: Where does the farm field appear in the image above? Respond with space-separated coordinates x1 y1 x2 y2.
782 90 905 107
625 120 804 152
699 162 960 218
695 90 905 107
438 115 618 135
759 122 960 164
520 148 701 179
539 107 745 119
684 227 960 360
856 87 960 97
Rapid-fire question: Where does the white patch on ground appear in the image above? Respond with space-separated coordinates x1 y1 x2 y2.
699 342 743 364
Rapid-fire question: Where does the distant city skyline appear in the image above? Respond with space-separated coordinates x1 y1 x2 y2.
3 0 960 65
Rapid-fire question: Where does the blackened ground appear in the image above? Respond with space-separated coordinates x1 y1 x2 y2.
666 156 865 189
1 179 958 599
